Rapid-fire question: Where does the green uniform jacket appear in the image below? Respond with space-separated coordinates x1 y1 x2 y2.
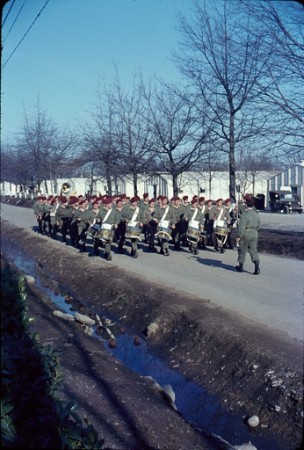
122 205 145 224
96 207 118 225
237 208 261 238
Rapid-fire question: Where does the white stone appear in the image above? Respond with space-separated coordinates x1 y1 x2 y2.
53 310 75 321
247 415 260 427
25 275 35 284
146 322 159 336
74 312 95 325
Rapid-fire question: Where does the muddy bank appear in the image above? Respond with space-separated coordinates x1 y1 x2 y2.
1 220 303 450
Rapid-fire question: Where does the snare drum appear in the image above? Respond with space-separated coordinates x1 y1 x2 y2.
97 223 113 241
125 221 141 240
87 223 101 239
187 224 201 242
155 219 172 240
214 219 228 237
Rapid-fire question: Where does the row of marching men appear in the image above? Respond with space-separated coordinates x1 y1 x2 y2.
33 192 240 261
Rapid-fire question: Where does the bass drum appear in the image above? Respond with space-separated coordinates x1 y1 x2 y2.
125 221 141 240
155 219 172 241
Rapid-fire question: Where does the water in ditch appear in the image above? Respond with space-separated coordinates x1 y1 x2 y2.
1 241 282 450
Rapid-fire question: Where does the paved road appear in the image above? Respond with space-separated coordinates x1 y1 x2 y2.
1 203 303 342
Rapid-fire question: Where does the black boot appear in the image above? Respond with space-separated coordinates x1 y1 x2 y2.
105 252 112 261
253 261 260 275
235 263 244 272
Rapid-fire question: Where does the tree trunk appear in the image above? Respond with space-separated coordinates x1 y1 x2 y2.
172 173 179 197
133 172 138 197
229 113 236 203
106 172 112 196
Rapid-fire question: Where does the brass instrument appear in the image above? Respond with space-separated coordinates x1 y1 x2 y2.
60 182 71 196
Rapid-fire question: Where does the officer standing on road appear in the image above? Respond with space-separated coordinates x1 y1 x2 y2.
235 197 261 275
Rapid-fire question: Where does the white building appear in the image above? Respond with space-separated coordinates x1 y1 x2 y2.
266 161 304 207
1 170 274 205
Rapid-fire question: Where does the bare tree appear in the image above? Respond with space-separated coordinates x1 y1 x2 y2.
242 0 304 157
82 83 123 196
196 138 226 198
143 81 210 197
17 102 76 194
112 75 156 196
1 143 33 191
176 0 274 202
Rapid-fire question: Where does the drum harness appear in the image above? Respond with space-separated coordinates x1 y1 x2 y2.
155 206 171 240
87 207 113 239
214 208 228 248
130 206 140 224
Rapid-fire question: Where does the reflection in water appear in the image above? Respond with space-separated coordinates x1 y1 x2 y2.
1 241 282 450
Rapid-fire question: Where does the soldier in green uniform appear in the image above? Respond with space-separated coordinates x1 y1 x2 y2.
143 198 158 252
154 196 175 256
95 197 117 260
139 193 150 243
75 199 95 251
180 195 191 247
55 196 74 242
33 196 47 234
210 198 231 253
113 198 126 253
185 198 205 255
197 196 207 249
235 197 261 275
122 196 144 258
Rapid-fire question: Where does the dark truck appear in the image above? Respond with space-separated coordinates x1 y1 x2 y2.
269 190 303 214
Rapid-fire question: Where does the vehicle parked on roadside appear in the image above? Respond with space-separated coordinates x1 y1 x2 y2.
269 190 303 214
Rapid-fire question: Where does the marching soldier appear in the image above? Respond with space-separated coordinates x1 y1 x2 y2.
186 198 205 255
139 193 150 243
95 197 117 261
33 196 47 234
68 197 81 247
180 195 190 246
154 196 175 256
122 196 144 258
197 196 207 249
143 198 158 252
235 197 261 275
210 198 231 253
114 198 126 253
224 198 237 249
75 199 95 251
204 199 214 247
55 196 73 243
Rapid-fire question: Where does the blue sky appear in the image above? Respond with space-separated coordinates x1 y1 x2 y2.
1 0 195 144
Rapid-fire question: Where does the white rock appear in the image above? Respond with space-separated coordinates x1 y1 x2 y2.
235 443 258 450
53 310 75 321
146 322 159 336
74 312 95 325
162 384 177 411
247 415 260 427
25 275 35 284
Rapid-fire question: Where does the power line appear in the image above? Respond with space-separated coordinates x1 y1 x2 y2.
3 0 26 44
2 0 16 27
2 0 50 69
